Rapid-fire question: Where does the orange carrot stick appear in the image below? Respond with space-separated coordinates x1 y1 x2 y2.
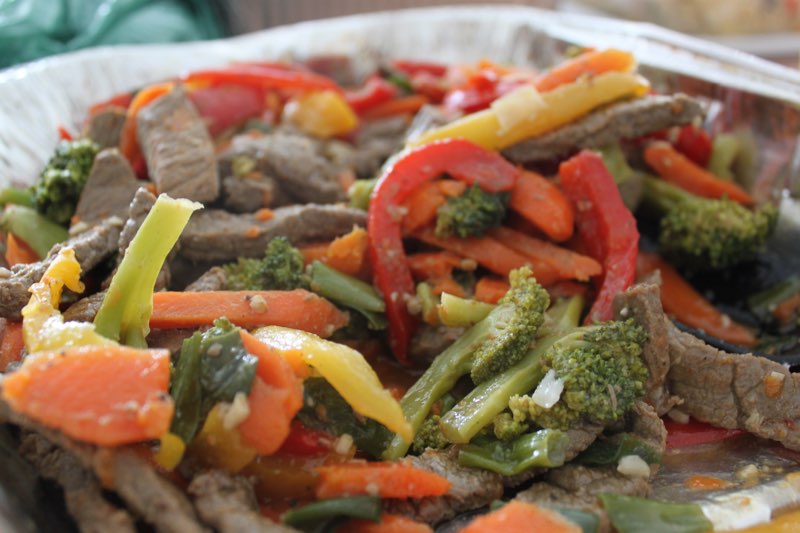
534 48 636 92
490 226 602 282
5 233 40 266
509 170 574 242
402 182 447 234
460 501 581 533
237 331 304 455
1 345 173 446
637 251 757 346
150 290 348 337
325 227 370 277
0 320 24 372
338 514 434 533
643 141 754 205
475 277 510 304
363 95 429 120
437 179 467 198
315 461 451 500
407 251 464 280
300 242 331 265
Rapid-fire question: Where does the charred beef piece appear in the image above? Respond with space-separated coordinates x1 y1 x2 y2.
147 329 196 357
185 267 228 292
63 291 107 323
179 204 366 263
502 94 705 164
84 106 127 149
325 116 409 179
19 432 136 533
188 470 297 533
408 324 465 364
613 282 680 416
221 174 279 213
0 217 122 320
137 89 219 204
74 149 140 226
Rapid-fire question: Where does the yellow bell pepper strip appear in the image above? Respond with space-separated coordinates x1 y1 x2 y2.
188 403 258 472
284 90 359 138
409 71 650 150
21 247 116 353
252 326 413 443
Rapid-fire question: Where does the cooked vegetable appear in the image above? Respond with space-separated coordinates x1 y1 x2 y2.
434 184 509 239
169 319 258 444
308 260 387 330
383 267 549 459
5 233 39 266
1 344 172 446
461 500 582 533
282 496 382 529
223 236 309 291
349 176 379 210
599 494 713 533
31 138 99 225
475 276 511 304
508 170 574 242
508 319 647 430
0 321 24 372
559 150 639 324
643 141 753 206
597 143 643 210
338 513 434 533
2 205 69 258
94 194 201 347
534 48 636 92
0 187 34 208
150 290 348 337
577 433 661 465
189 403 257 472
641 176 775 271
437 292 495 327
323 226 370 277
315 461 451 499
458 428 569 475
706 133 741 180
284 89 358 138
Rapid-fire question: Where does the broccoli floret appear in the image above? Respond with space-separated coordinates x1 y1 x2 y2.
493 412 529 441
643 176 776 271
412 415 449 454
32 139 100 225
223 236 309 291
382 267 549 459
509 319 648 431
435 185 509 239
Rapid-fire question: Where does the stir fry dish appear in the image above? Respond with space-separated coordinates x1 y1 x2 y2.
1 48 799 533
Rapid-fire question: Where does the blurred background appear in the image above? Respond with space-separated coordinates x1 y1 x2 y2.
1 0 799 69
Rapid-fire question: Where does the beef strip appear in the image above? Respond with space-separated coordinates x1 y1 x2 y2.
218 132 344 204
221 174 279 213
188 470 296 533
185 267 228 292
84 106 127 149
18 432 136 533
137 89 219 204
179 204 366 263
147 329 195 356
63 291 107 323
502 94 705 164
74 149 140 226
0 217 122 320
613 282 680 415
385 447 503 525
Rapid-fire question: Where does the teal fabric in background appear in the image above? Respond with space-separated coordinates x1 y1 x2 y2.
0 0 229 69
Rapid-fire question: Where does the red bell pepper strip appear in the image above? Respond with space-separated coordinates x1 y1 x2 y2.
367 139 519 364
390 59 448 78
277 421 337 457
182 64 342 94
346 75 398 114
88 90 134 116
186 84 265 137
558 150 639 324
673 124 713 167
56 125 74 141
664 417 743 448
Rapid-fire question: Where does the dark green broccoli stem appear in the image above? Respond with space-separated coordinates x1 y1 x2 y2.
282 496 381 529
1 205 69 258
415 282 439 322
308 260 386 329
577 433 661 466
94 195 201 347
747 275 800 322
32 139 99 225
599 494 712 533
597 144 643 210
439 295 584 444
348 177 379 211
458 428 569 476
556 508 601 533
0 188 34 208
434 185 509 239
706 133 741 181
437 291 495 327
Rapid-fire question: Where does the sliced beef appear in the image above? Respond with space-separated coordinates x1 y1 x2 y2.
502 94 705 164
74 149 140 225
137 89 219 203
613 282 680 415
84 106 127 149
385 448 503 525
185 267 227 292
179 204 366 263
0 217 122 320
629 400 667 459
221 174 279 213
63 291 107 323
408 324 465 364
147 329 195 356
188 470 296 533
19 432 136 533
218 132 344 204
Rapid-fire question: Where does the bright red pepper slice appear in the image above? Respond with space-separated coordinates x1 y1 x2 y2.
673 124 713 168
367 139 519 364
187 84 265 137
345 75 398 114
558 150 639 324
182 64 342 94
664 417 743 448
277 421 337 456
390 59 448 78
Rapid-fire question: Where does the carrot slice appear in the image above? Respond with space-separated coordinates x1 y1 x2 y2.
534 48 636 92
236 331 304 455
490 227 602 282
150 290 348 337
338 514 434 533
300 242 331 265
643 141 754 205
509 170 574 242
475 277 510 304
0 320 24 372
325 227 370 277
460 501 581 533
1 345 172 446
5 233 40 266
407 251 464 281
315 461 451 500
637 251 757 346
402 182 447 234
363 95 428 120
